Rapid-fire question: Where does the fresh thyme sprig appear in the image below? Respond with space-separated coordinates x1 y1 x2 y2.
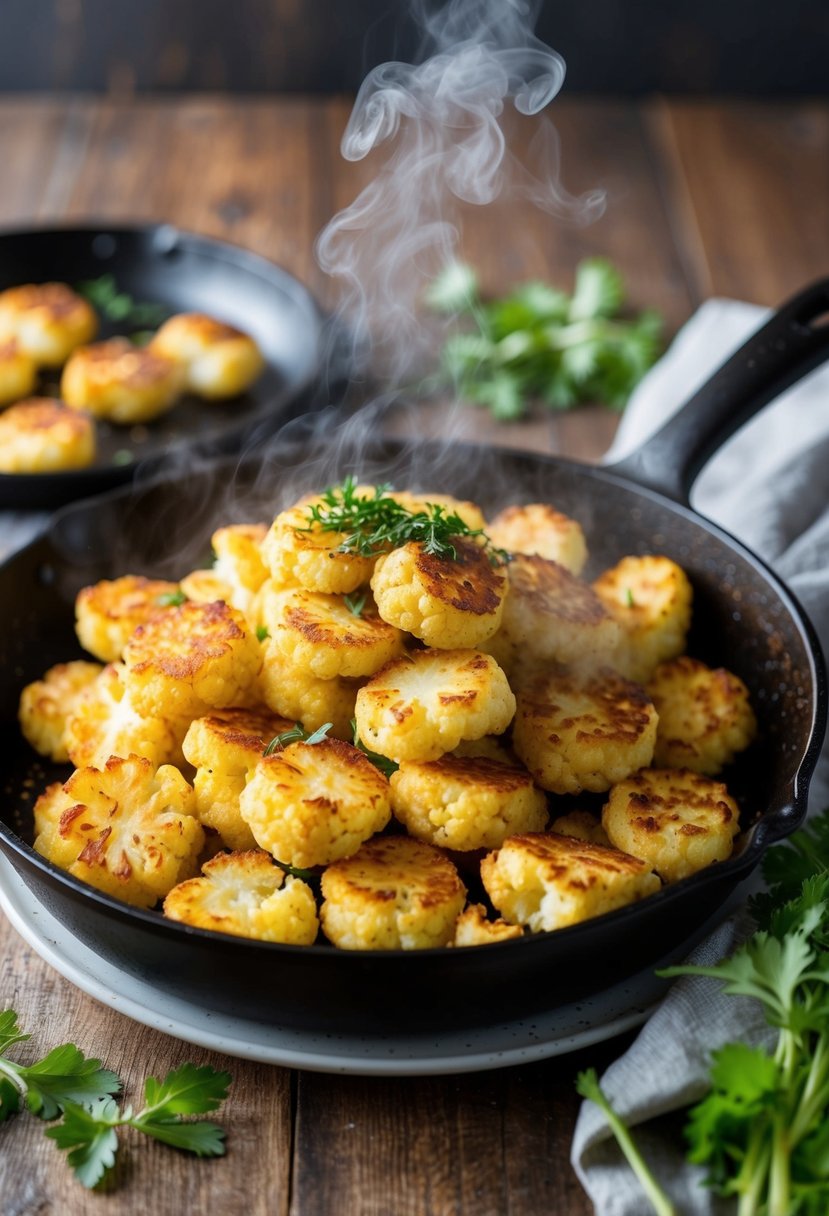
350 719 399 779
263 722 333 756
302 477 508 565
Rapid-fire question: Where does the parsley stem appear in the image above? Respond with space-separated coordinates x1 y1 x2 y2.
737 1127 770 1216
790 1034 829 1142
768 1112 791 1216
0 1057 27 1097
576 1071 676 1216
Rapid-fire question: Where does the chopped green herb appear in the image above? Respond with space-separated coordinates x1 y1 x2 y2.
273 860 319 882
156 589 187 608
625 588 635 608
77 275 167 330
255 625 270 642
304 722 334 745
344 590 368 617
351 719 399 778
263 724 306 755
303 476 508 565
263 722 332 756
428 258 662 419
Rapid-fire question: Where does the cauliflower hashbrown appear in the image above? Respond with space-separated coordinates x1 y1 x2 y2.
19 477 756 950
0 279 265 475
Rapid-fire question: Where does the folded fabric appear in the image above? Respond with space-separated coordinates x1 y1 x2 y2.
572 298 829 1213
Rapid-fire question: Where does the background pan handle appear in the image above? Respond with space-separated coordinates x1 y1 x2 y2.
605 278 829 504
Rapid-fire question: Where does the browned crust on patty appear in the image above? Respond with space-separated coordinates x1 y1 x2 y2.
323 836 464 909
492 831 652 879
127 600 246 677
507 554 609 625
519 666 656 745
414 538 505 616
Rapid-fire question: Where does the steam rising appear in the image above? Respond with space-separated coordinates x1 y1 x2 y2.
64 0 609 576
317 0 605 387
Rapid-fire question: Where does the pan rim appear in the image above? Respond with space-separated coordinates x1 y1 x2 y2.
1 436 825 961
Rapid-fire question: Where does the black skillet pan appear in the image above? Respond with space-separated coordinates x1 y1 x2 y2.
0 224 324 509
0 279 827 1035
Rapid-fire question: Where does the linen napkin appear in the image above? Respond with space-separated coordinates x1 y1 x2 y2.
571 299 829 1214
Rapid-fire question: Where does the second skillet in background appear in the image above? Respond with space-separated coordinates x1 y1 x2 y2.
0 224 325 510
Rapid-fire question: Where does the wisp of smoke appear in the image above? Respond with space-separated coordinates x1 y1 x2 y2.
316 0 606 389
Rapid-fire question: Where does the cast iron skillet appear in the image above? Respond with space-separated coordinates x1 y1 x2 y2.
0 280 828 1035
0 224 324 509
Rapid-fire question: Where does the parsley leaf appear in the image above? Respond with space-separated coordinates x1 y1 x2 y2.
0 1008 29 1055
22 1044 121 1120
139 1062 231 1120
255 625 270 641
77 275 167 329
45 1098 120 1190
429 259 662 419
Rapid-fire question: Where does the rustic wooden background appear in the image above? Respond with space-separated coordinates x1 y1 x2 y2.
0 93 827 1213
1 1 828 96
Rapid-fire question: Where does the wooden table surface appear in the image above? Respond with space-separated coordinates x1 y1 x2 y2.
0 94 826 1214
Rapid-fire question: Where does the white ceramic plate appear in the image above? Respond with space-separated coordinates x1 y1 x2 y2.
0 853 668 1075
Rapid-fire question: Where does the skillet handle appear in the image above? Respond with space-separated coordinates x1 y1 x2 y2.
605 278 829 504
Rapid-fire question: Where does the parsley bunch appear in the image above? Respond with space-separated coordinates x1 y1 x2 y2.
427 258 662 419
303 476 507 564
0 1010 230 1189
577 808 829 1216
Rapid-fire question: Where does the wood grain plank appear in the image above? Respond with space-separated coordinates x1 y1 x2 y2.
0 98 97 225
649 100 829 304
60 96 326 289
291 1051 627 1216
0 916 294 1215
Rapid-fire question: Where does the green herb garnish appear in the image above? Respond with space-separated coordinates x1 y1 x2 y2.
625 588 635 608
273 860 318 882
428 258 662 419
0 1010 229 1189
156 589 187 608
77 275 167 329
255 625 270 642
304 476 508 565
344 590 368 617
576 807 829 1216
263 722 332 756
351 719 399 778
